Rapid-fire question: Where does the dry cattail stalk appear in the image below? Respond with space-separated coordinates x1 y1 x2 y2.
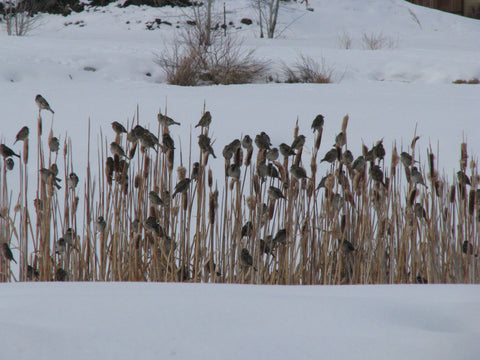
106 157 114 186
129 143 137 159
428 153 435 181
134 174 142 189
294 147 303 166
72 196 79 215
468 190 475 216
245 147 253 167
253 175 260 196
306 179 315 198
410 136 420 150
340 214 346 234
408 188 417 207
229 179 235 191
23 138 29 165
234 148 243 167
257 149 266 164
390 146 398 176
167 150 174 171
449 185 456 203
460 143 468 171
314 131 322 151
325 174 335 192
177 166 187 181
171 205 179 217
208 169 213 188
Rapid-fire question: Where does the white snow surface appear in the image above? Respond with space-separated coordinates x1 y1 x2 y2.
1 283 480 360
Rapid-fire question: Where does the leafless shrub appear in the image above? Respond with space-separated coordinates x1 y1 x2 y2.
361 32 398 50
2 1 41 36
337 30 353 49
281 55 336 83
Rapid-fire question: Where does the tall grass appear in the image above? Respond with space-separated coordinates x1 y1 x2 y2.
0 108 478 284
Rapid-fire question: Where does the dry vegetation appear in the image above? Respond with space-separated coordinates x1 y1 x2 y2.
0 107 479 285
282 55 336 83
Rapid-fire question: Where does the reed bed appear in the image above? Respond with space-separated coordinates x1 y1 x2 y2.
0 107 478 285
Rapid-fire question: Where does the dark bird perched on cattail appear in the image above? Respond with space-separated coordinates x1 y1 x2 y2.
223 143 235 160
268 186 285 200
373 139 385 161
266 148 279 161
1 242 16 264
198 134 216 158
67 172 79 189
55 238 66 254
149 191 164 206
242 135 253 149
260 236 274 255
411 166 425 186
191 162 199 181
158 112 180 126
457 171 471 186
273 228 287 245
343 150 354 165
316 175 329 190
5 158 14 171
139 131 160 152
127 125 145 143
111 121 127 135
311 114 324 132
290 164 308 180
227 164 241 179
195 111 212 128
241 221 253 238
0 144 20 158
257 162 269 179
414 203 427 219
462 241 477 256
63 228 75 245
110 142 127 158
320 148 338 163
352 156 366 172
95 216 106 232
144 216 162 235
340 239 355 254
400 152 413 167
255 132 271 150
35 94 54 114
27 265 39 280
48 137 60 153
267 163 279 179
279 143 296 157
162 133 175 152
173 178 191 198
14 126 29 145
56 268 68 281
369 165 384 185
240 248 253 268
39 168 61 189
334 132 346 148
291 134 306 150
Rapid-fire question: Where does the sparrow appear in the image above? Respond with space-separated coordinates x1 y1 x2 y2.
266 148 279 161
198 135 216 158
240 248 253 268
39 168 61 189
191 162 200 181
158 112 180 126
414 203 426 219
268 186 285 200
260 237 274 255
290 164 308 180
14 126 29 144
241 221 253 238
334 132 345 148
5 158 14 171
400 152 413 167
457 171 471 186
195 111 212 128
48 137 60 153
110 142 127 158
340 239 355 254
291 134 306 150
242 135 253 149
0 144 20 158
63 228 75 245
462 241 477 256
222 143 235 161
173 178 191 198
144 216 162 235
35 94 54 113
55 238 66 254
95 216 107 232
162 133 175 152
343 150 354 165
352 156 366 172
255 132 271 150
373 140 385 161
369 164 384 185
279 143 296 157
311 114 324 132
56 268 68 281
320 148 338 163
139 131 160 152
1 242 16 264
273 228 286 244
149 191 165 206
411 167 425 186
267 163 279 178
27 265 39 280
111 121 127 135
67 172 79 189
227 164 241 179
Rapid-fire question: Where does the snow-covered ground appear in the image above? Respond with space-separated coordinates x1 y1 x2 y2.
1 1 480 358
1 283 480 360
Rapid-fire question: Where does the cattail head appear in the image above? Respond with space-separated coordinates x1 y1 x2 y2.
208 169 213 188
246 195 256 211
460 143 468 171
390 146 398 176
294 147 302 166
23 138 29 165
209 190 218 224
234 147 243 167
134 174 142 189
468 189 475 216
167 150 174 171
449 185 456 203
253 174 260 196
307 179 315 198
245 147 253 167
129 143 137 159
177 166 187 181
268 202 275 220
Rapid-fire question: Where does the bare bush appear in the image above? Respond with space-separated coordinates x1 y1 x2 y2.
2 1 40 36
361 32 398 50
337 30 353 49
282 55 336 83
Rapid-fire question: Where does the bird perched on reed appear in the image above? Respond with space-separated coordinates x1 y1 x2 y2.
411 167 425 186
400 152 413 167
260 237 274 255
320 148 338 163
149 191 165 206
334 132 345 148
39 168 61 189
268 186 285 200
343 150 354 165
222 143 236 160
110 142 127 158
1 242 16 264
198 134 216 158
56 268 68 281
67 172 79 189
457 171 471 186
195 111 212 128
255 132 271 150
311 114 324 132
291 134 306 150
0 144 20 158
279 143 295 157
266 147 279 161
162 133 175 152
290 164 308 180
35 94 54 114
369 164 384 185
352 156 366 172
55 238 66 254
340 239 355 254
158 112 181 127
240 248 253 269
95 216 106 232
227 164 241 179
48 137 60 153
241 221 253 238
373 139 385 161
242 135 253 149
273 228 287 245
173 178 191 198
5 158 14 171
139 131 160 153
111 121 127 135
144 216 162 235
191 162 200 181
14 126 29 145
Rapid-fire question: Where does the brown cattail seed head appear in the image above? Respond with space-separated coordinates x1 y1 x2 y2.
246 196 256 211
245 147 253 167
23 138 29 165
134 174 142 189
129 143 137 159
460 143 468 170
234 148 243 167
182 191 188 211
449 185 456 203
307 179 315 198
315 131 322 151
208 169 213 188
310 156 317 177
408 188 417 207
468 189 475 216
167 150 174 171
253 174 260 196
143 156 150 179
177 166 187 181
390 146 398 176
294 147 302 166
37 116 42 136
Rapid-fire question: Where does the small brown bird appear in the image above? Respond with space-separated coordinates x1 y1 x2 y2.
241 221 253 238
334 132 345 148
173 178 191 198
56 268 68 281
242 135 253 149
343 150 354 165
191 162 200 181
158 112 180 126
414 203 426 219
400 152 413 167
111 121 127 135
227 164 241 179
48 137 60 153
1 242 16 264
0 144 20 158
311 114 325 132
257 162 269 179
27 265 39 280
267 163 279 179
198 135 216 158
39 168 61 189
195 111 212 128
290 164 307 180
63 228 75 245
340 239 355 254
144 216 162 235
55 238 66 254
14 126 29 144
67 172 79 189
162 133 175 152
139 131 160 152
411 167 425 186
255 132 271 150
268 186 285 200
279 143 296 157
273 228 287 244
266 148 279 161
222 143 235 160
457 171 471 186
291 134 306 150
95 216 107 232
149 191 165 206
240 248 253 268
320 148 338 163
35 94 54 114
462 241 477 256
369 164 384 185
373 140 385 161
5 158 14 171
110 142 127 158
352 156 366 172
260 237 274 255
